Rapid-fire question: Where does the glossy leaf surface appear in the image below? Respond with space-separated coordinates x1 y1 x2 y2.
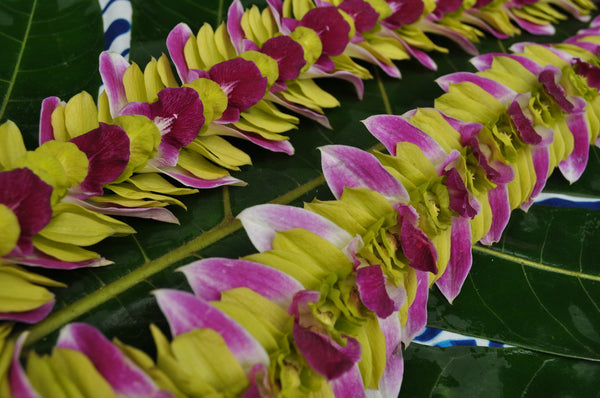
0 0 599 395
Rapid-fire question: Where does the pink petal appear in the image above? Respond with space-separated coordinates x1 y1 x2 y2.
320 145 410 203
237 204 353 252
57 323 165 397
158 166 245 188
373 315 403 397
267 92 332 128
436 72 517 104
480 184 511 245
9 334 41 398
179 257 304 306
331 365 366 397
4 248 111 269
153 289 269 369
435 216 472 303
99 51 129 116
303 67 365 99
363 114 447 163
70 123 131 198
470 53 543 75
356 265 406 318
166 23 193 83
508 95 544 145
559 111 590 183
0 168 52 254
227 0 245 53
0 300 55 324
444 166 480 218
70 198 179 224
402 271 429 345
511 16 555 35
39 97 61 144
344 43 401 78
522 146 550 211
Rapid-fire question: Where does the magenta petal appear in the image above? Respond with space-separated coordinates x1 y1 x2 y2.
573 59 600 90
437 111 482 145
436 72 516 104
166 23 193 83
402 270 429 345
292 322 361 380
209 58 268 122
331 365 365 397
10 334 41 398
237 204 353 252
539 67 575 113
320 145 410 203
267 92 332 128
383 0 425 27
289 290 361 380
151 87 204 149
436 216 472 303
153 289 269 368
522 146 550 211
261 36 306 82
363 114 447 164
356 265 406 318
99 51 129 116
70 123 131 198
442 153 480 218
300 7 350 57
0 168 52 254
397 204 438 274
0 300 55 324
559 111 590 183
227 0 245 52
179 258 304 306
57 323 164 397
39 97 61 144
508 95 544 145
303 67 365 99
118 101 152 118
469 137 514 184
480 184 511 245
344 43 402 78
338 0 379 34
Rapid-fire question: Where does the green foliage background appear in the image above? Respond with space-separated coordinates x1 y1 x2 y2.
0 0 599 395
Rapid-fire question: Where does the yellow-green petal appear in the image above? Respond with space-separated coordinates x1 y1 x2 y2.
0 120 27 170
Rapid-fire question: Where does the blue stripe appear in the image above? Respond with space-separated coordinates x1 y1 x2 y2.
536 198 600 209
104 18 131 51
102 0 122 13
414 327 443 342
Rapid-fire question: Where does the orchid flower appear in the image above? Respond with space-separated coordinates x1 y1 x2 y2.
0 122 134 270
8 326 173 398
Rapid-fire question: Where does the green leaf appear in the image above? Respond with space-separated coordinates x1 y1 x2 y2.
0 0 103 149
0 0 598 394
401 344 600 397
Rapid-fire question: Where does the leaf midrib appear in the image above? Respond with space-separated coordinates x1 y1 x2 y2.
473 245 600 282
0 0 37 121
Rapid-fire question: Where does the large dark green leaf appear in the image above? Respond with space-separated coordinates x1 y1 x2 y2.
0 0 103 149
0 0 598 394
401 344 600 397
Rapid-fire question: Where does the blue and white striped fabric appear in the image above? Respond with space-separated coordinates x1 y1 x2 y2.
98 0 597 350
99 0 132 59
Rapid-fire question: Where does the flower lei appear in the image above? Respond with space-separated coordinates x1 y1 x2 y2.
0 0 599 396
